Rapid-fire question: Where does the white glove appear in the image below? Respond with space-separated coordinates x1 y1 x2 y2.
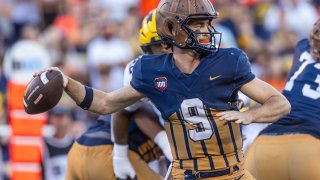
113 144 136 179
154 131 173 161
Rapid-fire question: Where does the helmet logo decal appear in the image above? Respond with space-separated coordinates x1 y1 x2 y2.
154 77 168 92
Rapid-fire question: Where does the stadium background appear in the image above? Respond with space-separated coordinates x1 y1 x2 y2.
0 0 319 179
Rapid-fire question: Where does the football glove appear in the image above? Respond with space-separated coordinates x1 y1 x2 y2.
113 144 136 179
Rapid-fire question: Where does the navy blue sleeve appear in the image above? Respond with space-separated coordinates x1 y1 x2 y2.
130 57 147 95
295 39 309 54
234 52 255 88
293 39 309 64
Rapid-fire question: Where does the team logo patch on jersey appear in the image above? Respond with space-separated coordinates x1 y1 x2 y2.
154 77 167 92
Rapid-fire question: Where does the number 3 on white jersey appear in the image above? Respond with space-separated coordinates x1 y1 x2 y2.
284 52 320 99
181 98 213 141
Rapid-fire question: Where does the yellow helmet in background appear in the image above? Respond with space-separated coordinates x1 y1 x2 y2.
139 9 162 54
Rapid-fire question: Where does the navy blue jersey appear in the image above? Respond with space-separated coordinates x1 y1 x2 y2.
131 48 255 171
76 116 162 162
76 116 114 146
261 39 320 139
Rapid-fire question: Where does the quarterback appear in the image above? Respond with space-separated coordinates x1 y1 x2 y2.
36 0 290 179
66 10 171 180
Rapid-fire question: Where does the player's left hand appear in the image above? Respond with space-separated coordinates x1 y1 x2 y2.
113 144 136 179
216 111 253 125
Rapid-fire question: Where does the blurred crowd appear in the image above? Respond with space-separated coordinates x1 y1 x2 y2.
0 0 319 179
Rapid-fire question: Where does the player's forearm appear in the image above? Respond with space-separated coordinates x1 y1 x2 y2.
133 108 163 140
64 77 113 114
133 108 173 161
245 95 291 123
64 77 86 105
64 79 142 115
112 110 131 145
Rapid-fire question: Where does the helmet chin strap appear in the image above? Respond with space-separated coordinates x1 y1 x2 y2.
194 48 211 57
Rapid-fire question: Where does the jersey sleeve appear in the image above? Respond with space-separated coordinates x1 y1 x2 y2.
234 52 255 88
293 39 309 65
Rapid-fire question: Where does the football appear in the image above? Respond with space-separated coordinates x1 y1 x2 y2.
23 70 64 114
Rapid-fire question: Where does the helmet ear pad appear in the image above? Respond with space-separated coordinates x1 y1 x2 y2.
160 17 189 48
174 24 190 47
162 19 175 37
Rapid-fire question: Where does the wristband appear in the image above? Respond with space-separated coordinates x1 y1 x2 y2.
78 86 93 110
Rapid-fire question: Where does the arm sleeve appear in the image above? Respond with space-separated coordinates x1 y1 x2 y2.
234 52 255 88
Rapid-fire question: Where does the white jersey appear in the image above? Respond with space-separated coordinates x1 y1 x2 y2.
123 57 165 126
43 136 73 180
123 57 145 112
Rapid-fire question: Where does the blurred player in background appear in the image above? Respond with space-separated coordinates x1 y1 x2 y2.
35 0 290 179
112 9 172 179
245 19 320 180
43 106 74 180
66 113 165 180
65 10 171 180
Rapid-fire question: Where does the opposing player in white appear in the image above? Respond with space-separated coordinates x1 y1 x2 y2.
112 9 172 179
